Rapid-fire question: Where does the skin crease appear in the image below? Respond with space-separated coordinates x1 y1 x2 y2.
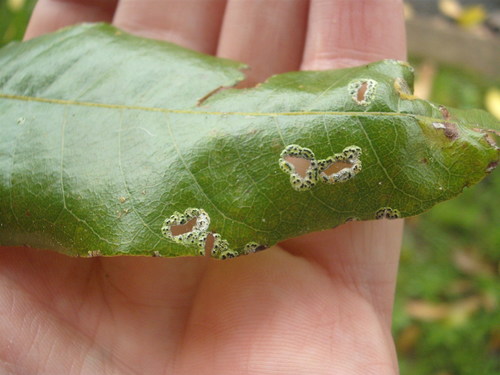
2 1 406 374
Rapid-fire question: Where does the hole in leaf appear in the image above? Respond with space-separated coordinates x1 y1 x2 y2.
323 161 353 175
357 81 368 102
170 217 197 236
284 156 312 178
279 144 319 191
204 233 215 257
348 79 377 105
161 208 210 246
318 146 362 184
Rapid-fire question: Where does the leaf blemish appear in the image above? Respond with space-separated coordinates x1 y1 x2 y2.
279 145 319 191
432 122 459 140
161 208 210 245
344 217 360 223
243 242 267 254
486 161 498 173
375 207 401 220
88 250 102 257
394 77 417 100
318 146 362 184
197 231 231 257
161 209 238 259
439 105 450 120
348 79 377 105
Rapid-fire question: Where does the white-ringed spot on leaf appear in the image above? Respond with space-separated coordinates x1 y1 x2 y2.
219 249 239 260
152 251 162 257
394 77 417 100
279 144 319 191
318 146 362 184
161 208 210 245
88 250 102 257
348 79 377 105
161 208 238 259
375 207 401 220
17 117 25 125
243 242 267 254
196 231 231 258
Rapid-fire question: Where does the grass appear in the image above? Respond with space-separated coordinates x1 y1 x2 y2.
2 2 499 374
395 60 500 374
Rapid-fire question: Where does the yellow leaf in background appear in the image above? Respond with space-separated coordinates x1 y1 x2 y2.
453 249 494 277
7 0 25 12
404 2 415 20
406 300 449 321
413 60 436 100
458 5 486 27
447 297 481 327
439 0 463 20
397 324 421 354
406 297 482 324
485 88 500 120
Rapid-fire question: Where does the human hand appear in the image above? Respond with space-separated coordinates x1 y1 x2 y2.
1 1 406 374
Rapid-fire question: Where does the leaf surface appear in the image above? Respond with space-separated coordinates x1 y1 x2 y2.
0 23 498 257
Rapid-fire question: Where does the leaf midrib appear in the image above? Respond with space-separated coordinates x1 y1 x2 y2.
1 92 431 119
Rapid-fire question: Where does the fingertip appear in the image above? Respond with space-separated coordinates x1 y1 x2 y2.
24 0 117 40
301 0 406 71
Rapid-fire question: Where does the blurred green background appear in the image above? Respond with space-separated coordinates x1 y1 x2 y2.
1 0 499 374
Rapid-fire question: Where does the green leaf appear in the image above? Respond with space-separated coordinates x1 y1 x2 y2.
0 23 498 258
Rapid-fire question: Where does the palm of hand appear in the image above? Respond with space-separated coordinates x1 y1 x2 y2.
2 231 398 374
1 1 406 374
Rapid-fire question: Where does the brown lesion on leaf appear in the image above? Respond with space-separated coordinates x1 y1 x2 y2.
196 86 227 106
472 127 499 149
432 121 459 140
486 161 498 173
439 105 451 120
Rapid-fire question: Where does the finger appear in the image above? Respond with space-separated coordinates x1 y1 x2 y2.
281 220 404 325
113 0 227 54
217 0 309 86
24 0 118 40
301 0 406 70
